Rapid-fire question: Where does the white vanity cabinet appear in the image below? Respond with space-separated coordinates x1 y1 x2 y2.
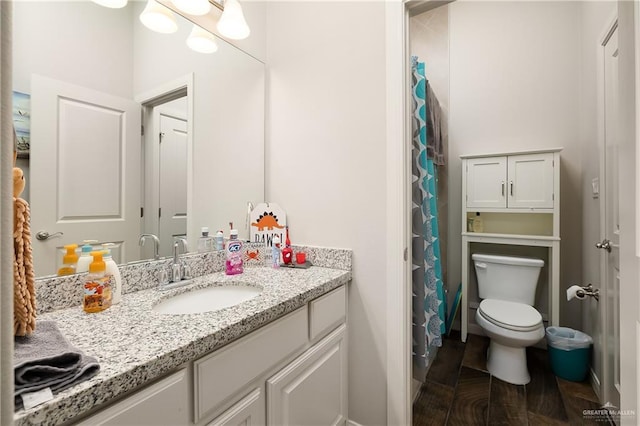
72 285 347 426
197 285 347 426
465 152 555 209
461 149 561 343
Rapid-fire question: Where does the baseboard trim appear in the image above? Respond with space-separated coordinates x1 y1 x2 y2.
590 367 602 401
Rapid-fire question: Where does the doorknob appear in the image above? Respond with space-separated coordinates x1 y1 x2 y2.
595 239 612 253
35 231 64 241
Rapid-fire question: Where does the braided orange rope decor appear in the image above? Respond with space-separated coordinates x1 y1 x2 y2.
14 197 36 336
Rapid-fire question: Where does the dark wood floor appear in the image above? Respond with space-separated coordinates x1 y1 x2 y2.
413 332 613 425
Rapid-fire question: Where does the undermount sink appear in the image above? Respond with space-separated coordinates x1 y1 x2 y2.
153 284 262 315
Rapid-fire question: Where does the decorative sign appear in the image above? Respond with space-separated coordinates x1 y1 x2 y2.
250 203 286 247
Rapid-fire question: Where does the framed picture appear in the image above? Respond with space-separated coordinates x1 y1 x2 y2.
13 91 30 159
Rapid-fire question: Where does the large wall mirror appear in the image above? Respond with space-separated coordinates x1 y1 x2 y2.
13 1 265 277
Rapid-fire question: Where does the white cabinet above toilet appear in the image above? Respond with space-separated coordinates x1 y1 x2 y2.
465 151 556 210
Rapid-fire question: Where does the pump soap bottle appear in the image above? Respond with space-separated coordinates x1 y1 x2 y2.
102 243 122 304
76 240 98 273
83 252 112 313
58 244 79 276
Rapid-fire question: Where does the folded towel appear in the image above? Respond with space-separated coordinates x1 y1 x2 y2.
14 321 100 408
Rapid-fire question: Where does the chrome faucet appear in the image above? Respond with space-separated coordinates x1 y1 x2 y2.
170 237 189 283
139 234 160 260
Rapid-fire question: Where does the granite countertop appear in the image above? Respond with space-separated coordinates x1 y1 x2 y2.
14 266 350 426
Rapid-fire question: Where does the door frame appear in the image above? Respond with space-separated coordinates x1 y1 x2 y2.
135 74 193 259
597 13 620 406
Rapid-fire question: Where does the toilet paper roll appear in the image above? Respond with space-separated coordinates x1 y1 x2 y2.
566 285 585 301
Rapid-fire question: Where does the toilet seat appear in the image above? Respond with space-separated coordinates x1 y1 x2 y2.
478 299 542 332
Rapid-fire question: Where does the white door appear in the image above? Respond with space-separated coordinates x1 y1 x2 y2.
507 153 554 209
465 156 507 209
30 75 141 276
158 114 188 257
600 24 620 413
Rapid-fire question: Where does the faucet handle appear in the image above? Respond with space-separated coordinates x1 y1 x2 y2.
157 266 169 286
171 263 182 282
182 263 192 280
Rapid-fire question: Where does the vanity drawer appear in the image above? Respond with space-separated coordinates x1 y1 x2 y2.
309 286 346 342
76 368 189 426
194 306 308 422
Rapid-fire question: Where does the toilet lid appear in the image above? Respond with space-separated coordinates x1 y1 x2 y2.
478 299 542 331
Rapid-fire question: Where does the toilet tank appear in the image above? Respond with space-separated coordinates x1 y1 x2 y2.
472 254 544 305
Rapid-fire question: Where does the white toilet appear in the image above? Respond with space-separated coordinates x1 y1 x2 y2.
472 253 545 385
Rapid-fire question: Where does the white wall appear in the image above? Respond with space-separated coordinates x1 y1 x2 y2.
265 2 388 424
448 1 583 329
12 1 133 98
579 0 617 395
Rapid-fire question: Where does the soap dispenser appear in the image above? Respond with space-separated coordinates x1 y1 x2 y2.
76 240 98 273
102 243 122 305
83 252 112 313
58 244 79 276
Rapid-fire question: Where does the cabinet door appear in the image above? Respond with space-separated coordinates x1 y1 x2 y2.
76 369 189 426
507 153 554 208
207 387 265 426
267 325 347 426
465 157 507 208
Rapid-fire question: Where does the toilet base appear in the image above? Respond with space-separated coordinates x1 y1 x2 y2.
487 340 531 385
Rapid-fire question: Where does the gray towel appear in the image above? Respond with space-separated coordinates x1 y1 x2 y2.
14 321 99 408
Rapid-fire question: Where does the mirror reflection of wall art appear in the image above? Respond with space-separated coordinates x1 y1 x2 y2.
13 91 30 158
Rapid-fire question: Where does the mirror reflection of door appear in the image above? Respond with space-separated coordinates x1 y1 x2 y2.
30 75 141 276
157 99 188 257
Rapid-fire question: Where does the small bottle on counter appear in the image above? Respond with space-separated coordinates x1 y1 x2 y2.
215 230 224 251
198 227 214 253
271 236 281 268
83 252 112 313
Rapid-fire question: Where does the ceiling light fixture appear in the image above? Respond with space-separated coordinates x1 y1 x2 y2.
171 0 211 16
91 0 128 8
186 25 218 54
139 0 178 34
217 0 250 40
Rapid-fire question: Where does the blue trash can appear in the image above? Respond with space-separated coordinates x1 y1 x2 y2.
546 327 593 382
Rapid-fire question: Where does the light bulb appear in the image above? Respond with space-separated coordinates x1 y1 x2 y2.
171 0 211 16
217 0 250 40
186 25 218 54
91 0 128 8
139 0 178 34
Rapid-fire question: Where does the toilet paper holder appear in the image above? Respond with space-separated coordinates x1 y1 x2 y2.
567 284 600 301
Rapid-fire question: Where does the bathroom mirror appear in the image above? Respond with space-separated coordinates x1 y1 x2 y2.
13 1 265 277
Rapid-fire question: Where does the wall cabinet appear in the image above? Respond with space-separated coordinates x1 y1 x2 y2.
466 152 555 209
461 149 561 343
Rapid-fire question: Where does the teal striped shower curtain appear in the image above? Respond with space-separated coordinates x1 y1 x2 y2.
411 57 446 381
